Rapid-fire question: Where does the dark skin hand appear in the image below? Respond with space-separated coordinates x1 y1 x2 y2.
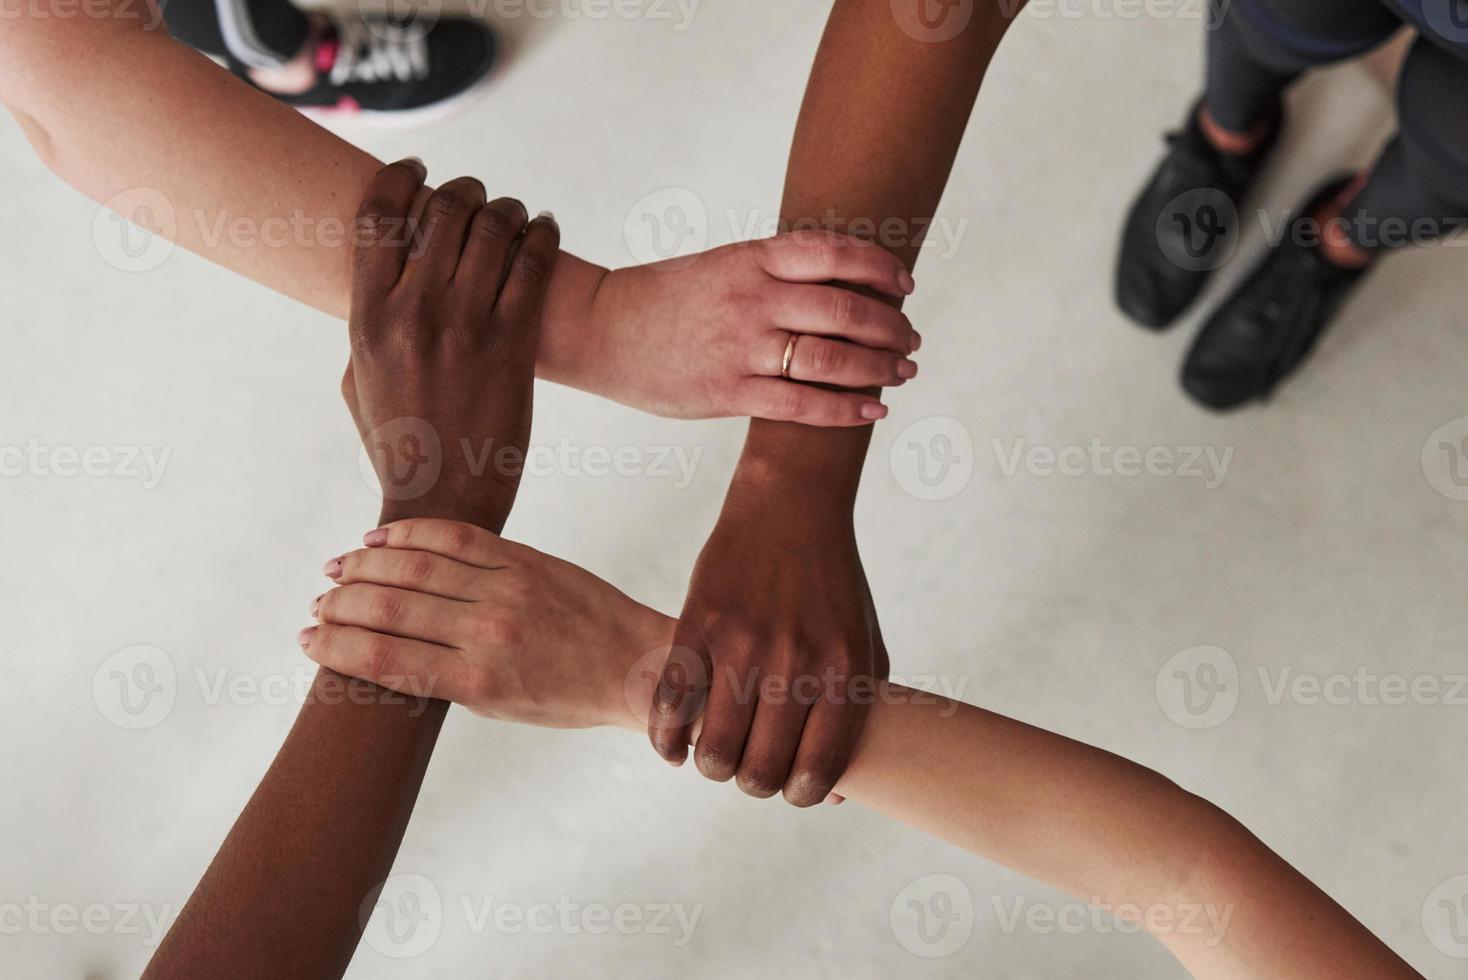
651 442 891 806
142 160 558 980
648 0 1015 806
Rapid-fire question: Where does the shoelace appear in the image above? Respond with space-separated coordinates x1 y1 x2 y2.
329 20 429 86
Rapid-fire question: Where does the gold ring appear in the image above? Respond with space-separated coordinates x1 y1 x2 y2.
781 334 799 379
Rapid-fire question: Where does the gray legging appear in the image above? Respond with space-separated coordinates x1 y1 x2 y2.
1206 0 1468 249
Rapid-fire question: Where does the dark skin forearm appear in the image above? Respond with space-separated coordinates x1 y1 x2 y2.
743 0 1020 480
143 504 478 980
142 672 448 980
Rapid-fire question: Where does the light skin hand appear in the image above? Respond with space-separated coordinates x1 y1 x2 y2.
580 232 920 425
306 518 667 730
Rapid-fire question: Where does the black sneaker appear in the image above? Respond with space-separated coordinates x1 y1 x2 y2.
1115 97 1282 329
1180 177 1374 411
232 14 498 126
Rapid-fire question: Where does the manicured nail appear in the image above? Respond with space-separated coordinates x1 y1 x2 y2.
324 557 343 580
860 402 888 421
364 528 389 547
895 359 918 380
298 626 316 649
898 271 916 295
536 210 557 225
311 594 323 617
911 330 922 352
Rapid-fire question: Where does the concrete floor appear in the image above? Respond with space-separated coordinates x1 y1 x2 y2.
3 2 1466 978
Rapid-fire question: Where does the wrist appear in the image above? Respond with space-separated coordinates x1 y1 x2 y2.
731 423 870 514
378 497 508 535
605 604 678 734
534 251 612 391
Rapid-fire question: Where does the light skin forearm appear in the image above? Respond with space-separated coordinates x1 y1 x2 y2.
0 10 604 384
616 616 1414 979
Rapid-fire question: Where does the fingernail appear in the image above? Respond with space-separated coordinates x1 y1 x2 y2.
898 271 916 295
911 330 922 352
298 626 316 649
536 210 557 225
401 156 426 175
895 359 918 380
324 557 343 580
860 402 888 421
364 528 389 547
311 594 323 617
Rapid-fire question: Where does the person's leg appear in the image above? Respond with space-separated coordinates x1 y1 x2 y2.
1115 0 1402 330
1333 37 1468 258
1180 28 1468 410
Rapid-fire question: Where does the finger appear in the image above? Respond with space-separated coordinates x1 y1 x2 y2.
365 519 513 569
351 158 428 308
771 284 917 354
457 196 529 294
692 656 759 783
327 548 487 601
491 211 561 354
735 698 811 800
783 699 868 808
648 629 712 766
299 623 471 702
402 176 488 285
755 231 915 298
772 334 916 388
733 377 888 427
315 583 467 647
